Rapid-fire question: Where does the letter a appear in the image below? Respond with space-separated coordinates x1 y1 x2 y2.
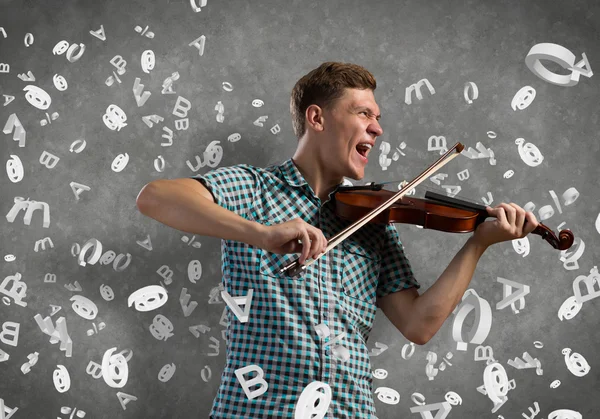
221 289 253 323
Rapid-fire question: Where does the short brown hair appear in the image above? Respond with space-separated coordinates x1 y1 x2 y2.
290 61 377 140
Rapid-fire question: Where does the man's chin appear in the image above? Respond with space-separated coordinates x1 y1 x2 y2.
346 172 365 181
342 157 367 181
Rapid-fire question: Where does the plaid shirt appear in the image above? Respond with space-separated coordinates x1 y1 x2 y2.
190 158 420 418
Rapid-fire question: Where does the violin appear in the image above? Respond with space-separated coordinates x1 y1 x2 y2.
334 187 574 249
280 142 574 277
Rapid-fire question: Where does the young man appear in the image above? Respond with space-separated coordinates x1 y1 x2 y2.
136 61 539 418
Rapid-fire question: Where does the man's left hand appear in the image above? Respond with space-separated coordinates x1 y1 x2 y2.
472 202 539 248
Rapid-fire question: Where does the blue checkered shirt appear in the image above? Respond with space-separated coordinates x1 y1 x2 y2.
190 158 420 418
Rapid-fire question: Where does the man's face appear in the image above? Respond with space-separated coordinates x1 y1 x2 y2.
321 88 383 180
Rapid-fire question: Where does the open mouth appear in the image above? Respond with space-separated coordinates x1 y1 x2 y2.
355 145 369 163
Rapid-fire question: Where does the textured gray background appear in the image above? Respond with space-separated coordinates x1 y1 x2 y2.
1 0 599 418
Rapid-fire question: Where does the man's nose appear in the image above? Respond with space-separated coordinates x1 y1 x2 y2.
369 122 383 137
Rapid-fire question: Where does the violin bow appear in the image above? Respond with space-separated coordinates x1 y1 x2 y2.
280 142 466 277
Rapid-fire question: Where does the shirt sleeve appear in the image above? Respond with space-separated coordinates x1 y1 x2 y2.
377 223 421 298
189 164 260 220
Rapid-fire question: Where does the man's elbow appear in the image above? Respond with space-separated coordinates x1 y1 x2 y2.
406 324 432 346
394 325 428 345
410 333 430 346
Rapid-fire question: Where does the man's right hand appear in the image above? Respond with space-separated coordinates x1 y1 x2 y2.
259 218 328 265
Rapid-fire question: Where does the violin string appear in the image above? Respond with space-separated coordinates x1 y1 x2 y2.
365 178 480 205
426 184 479 204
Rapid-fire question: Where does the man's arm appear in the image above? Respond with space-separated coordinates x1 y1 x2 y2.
379 202 539 345
379 236 488 345
136 179 265 248
411 236 488 343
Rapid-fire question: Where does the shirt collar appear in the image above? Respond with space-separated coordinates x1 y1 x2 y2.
280 158 307 187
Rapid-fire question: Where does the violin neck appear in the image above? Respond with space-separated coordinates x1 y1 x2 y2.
424 190 488 213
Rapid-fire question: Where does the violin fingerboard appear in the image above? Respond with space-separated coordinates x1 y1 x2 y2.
424 191 488 212
336 183 383 191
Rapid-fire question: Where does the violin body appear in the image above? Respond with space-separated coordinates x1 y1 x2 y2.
334 188 489 233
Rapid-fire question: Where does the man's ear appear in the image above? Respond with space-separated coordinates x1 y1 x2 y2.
306 104 325 132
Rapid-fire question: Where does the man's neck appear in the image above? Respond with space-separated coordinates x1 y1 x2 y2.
291 153 342 203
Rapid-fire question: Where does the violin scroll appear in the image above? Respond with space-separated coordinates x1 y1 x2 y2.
532 224 574 250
